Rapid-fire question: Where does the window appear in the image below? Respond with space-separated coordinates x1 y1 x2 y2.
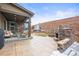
24 22 29 32
8 21 17 34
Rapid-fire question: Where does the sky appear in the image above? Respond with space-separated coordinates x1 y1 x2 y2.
19 3 79 25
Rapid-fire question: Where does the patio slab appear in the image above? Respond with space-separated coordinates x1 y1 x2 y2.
0 35 57 56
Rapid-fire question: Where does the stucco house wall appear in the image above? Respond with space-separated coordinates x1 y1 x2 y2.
0 13 6 30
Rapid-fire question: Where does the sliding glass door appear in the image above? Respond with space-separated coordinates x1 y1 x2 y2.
8 21 17 36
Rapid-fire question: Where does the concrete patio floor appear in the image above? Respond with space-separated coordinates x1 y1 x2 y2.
0 35 57 56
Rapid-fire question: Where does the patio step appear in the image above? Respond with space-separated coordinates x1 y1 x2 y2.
4 37 28 43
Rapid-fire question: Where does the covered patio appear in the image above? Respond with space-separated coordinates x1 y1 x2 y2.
3 12 32 38
0 3 34 38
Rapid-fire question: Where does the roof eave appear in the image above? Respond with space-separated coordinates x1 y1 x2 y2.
11 3 34 17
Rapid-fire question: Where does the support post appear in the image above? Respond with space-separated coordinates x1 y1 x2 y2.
28 17 31 38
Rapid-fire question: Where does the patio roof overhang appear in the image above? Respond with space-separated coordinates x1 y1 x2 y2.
11 3 34 17
0 3 34 17
1 11 28 24
0 8 34 18
0 3 34 23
